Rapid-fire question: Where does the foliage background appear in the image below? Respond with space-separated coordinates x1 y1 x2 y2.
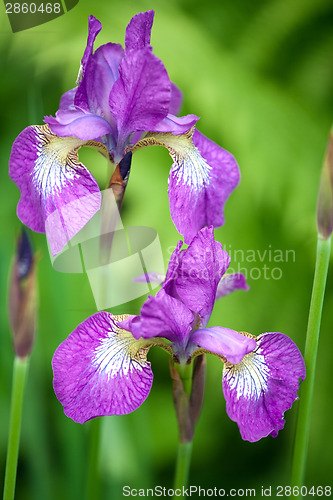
1 0 332 498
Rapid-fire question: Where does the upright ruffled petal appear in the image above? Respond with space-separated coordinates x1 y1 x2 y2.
109 48 171 153
215 273 249 300
79 15 102 81
170 227 230 325
125 10 154 51
124 289 194 346
9 124 104 255
75 43 124 125
190 327 256 364
223 332 306 442
52 312 154 423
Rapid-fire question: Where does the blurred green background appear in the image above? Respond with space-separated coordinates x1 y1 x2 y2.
1 0 333 498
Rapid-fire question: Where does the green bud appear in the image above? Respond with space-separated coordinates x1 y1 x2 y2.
9 229 37 358
317 128 333 239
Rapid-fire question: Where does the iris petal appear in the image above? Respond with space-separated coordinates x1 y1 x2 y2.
125 10 154 51
190 327 256 364
169 227 230 325
52 312 154 423
215 273 249 300
109 48 171 150
9 124 105 255
223 332 306 442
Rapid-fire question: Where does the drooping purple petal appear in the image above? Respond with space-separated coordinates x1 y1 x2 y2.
45 109 113 141
124 289 194 345
190 327 256 364
109 48 171 148
125 10 154 51
52 312 154 423
170 227 230 326
223 332 306 442
9 124 102 255
216 273 249 300
192 129 240 229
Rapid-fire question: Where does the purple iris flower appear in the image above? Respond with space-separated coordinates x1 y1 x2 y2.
52 227 305 442
9 11 240 256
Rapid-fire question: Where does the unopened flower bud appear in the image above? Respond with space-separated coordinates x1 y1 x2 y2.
317 127 333 239
9 229 37 358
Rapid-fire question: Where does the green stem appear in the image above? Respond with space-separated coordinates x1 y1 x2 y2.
172 362 194 498
173 441 193 495
86 418 101 500
3 356 29 500
291 236 331 486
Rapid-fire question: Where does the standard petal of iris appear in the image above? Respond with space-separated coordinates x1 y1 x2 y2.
190 327 256 364
79 15 102 79
215 273 249 300
173 227 230 325
9 124 102 255
52 312 154 423
83 43 124 123
125 10 154 51
223 332 306 442
129 289 194 345
109 48 171 149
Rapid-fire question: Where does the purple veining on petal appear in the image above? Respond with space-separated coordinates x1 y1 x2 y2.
192 129 240 229
171 227 230 326
109 48 171 151
223 332 306 442
125 10 154 52
190 327 256 364
9 125 101 255
215 273 249 300
166 129 239 243
52 312 154 423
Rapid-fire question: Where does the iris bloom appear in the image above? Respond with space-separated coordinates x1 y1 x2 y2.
9 11 240 255
52 227 305 442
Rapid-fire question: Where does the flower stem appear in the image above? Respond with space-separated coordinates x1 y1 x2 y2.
173 441 193 494
291 235 331 486
3 356 29 500
86 418 101 500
